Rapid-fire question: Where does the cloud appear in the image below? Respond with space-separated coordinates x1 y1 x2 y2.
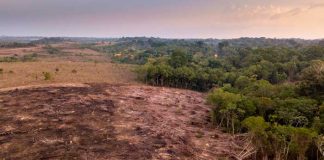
271 3 324 20
270 8 304 19
309 3 324 9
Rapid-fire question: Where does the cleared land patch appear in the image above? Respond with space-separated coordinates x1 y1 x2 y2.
0 84 242 159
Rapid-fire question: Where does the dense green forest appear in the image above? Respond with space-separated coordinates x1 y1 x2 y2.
102 38 324 160
92 37 323 64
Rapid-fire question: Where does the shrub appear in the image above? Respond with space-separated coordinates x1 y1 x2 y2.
208 88 245 134
43 45 61 55
42 72 52 80
0 56 18 62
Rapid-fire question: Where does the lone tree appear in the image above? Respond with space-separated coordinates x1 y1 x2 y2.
299 60 324 100
169 49 190 68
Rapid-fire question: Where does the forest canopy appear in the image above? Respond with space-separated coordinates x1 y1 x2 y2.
85 37 324 159
130 39 324 159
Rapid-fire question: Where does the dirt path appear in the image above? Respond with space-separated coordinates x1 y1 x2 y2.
0 83 241 160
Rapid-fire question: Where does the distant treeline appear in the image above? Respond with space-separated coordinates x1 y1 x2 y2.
0 42 35 48
0 37 71 48
92 37 324 65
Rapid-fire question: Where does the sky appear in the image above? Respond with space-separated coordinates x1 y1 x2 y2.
1 0 324 39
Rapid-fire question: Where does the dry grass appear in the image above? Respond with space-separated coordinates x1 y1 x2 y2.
0 46 42 57
0 42 111 62
0 61 137 88
0 42 134 88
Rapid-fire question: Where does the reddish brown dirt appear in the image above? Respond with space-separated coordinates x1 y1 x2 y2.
0 84 241 160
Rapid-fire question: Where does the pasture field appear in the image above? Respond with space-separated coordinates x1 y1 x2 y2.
0 42 137 88
0 61 137 88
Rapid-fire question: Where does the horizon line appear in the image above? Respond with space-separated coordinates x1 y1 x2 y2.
1 35 323 41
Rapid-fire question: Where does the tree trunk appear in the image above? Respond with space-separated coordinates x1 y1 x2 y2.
232 118 235 134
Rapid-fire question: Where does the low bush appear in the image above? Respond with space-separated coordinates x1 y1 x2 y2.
42 72 52 80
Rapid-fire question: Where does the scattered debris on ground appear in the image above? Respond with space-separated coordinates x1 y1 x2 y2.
0 83 243 159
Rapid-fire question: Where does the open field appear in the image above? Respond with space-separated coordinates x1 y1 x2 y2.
0 42 135 88
0 62 137 88
0 46 42 57
0 83 242 159
0 42 111 62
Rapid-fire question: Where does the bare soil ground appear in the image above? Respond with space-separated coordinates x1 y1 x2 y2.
0 83 241 160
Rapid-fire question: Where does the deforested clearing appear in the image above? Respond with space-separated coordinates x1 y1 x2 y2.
0 83 243 159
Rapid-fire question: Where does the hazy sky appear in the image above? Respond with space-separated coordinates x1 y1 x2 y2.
1 0 324 39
